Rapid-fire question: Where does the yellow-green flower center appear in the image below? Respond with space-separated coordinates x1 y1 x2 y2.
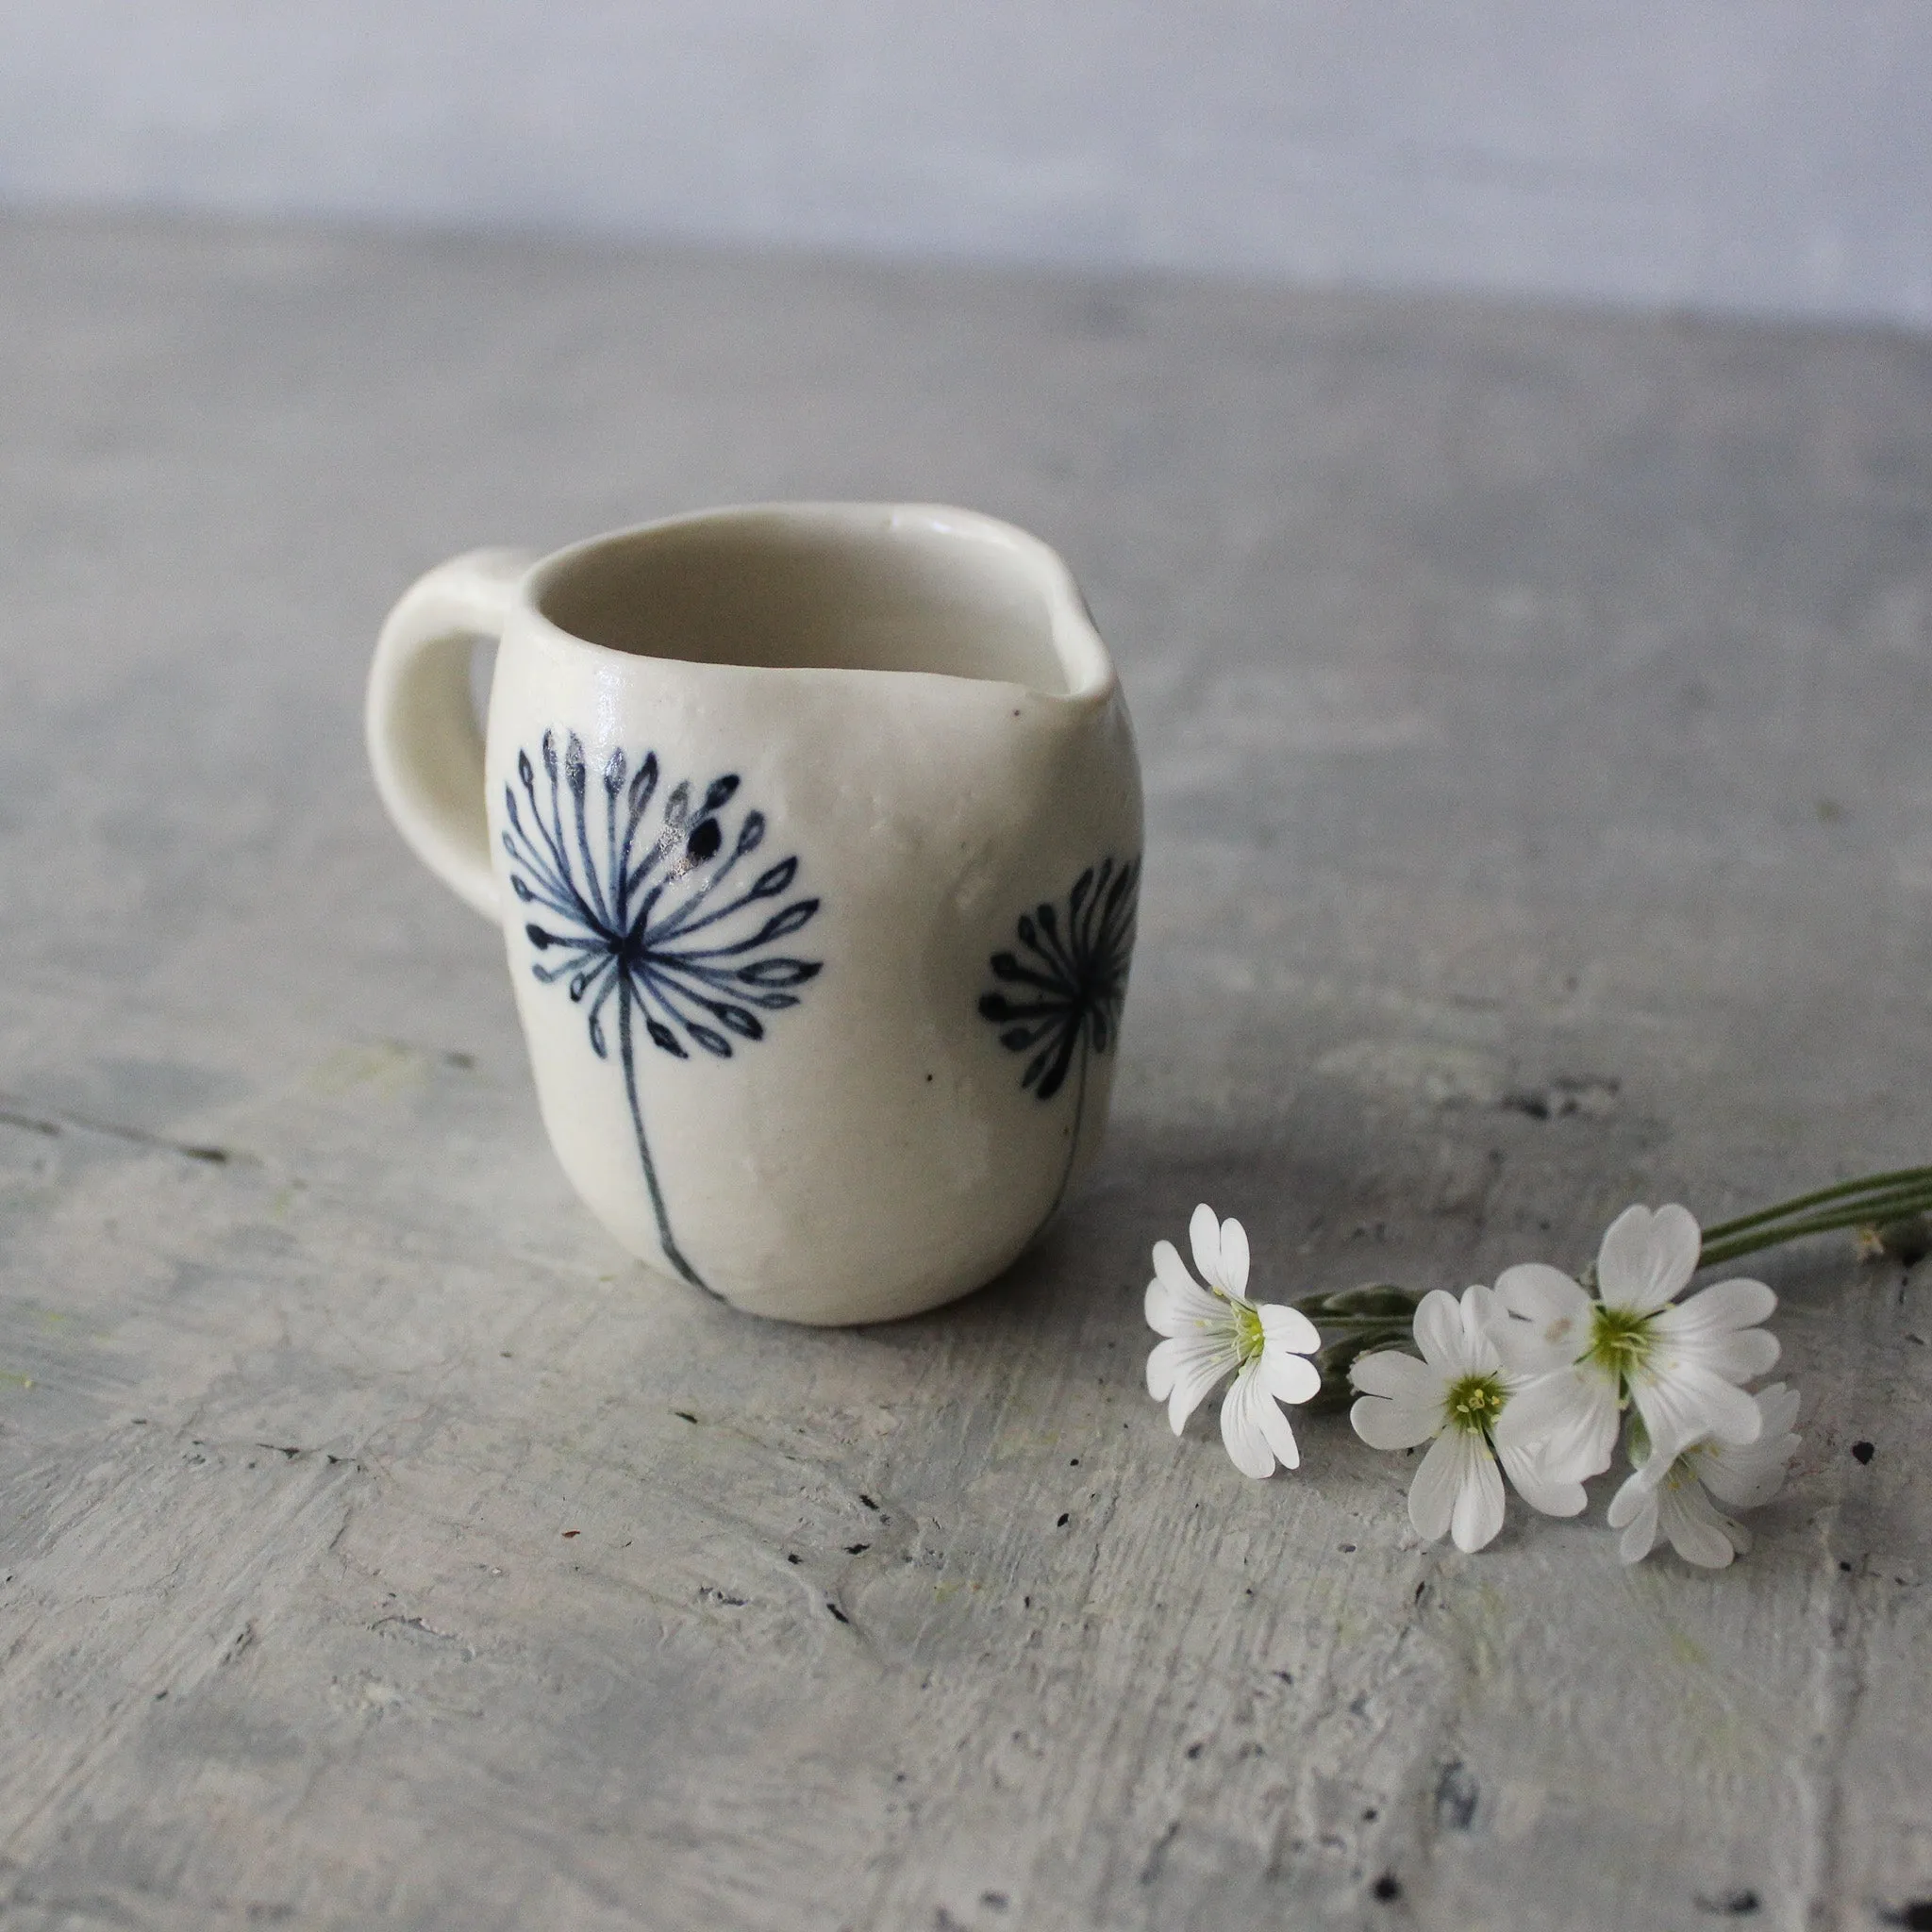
1588 1303 1654 1384
1232 1299 1266 1366
1444 1373 1506 1436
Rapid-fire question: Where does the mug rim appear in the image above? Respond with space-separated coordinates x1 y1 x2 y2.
518 500 1116 702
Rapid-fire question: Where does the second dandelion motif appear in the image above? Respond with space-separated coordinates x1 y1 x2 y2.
977 854 1139 1220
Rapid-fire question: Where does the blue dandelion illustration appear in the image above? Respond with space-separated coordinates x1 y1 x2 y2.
501 730 821 1290
978 855 1139 1217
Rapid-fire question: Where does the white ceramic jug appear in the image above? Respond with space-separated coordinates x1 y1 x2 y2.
367 503 1142 1324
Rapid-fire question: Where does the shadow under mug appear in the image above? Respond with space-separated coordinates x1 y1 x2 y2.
367 502 1143 1324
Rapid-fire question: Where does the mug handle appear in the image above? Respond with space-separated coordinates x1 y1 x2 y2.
365 547 537 921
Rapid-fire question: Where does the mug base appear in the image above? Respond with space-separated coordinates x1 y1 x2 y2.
627 1227 1046 1326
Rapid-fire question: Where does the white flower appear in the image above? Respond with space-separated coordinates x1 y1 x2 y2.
1491 1204 1780 1479
1349 1285 1590 1553
1607 1383 1802 1567
1144 1205 1322 1477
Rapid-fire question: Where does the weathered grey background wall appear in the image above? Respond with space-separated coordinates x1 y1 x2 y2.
2 0 1929 328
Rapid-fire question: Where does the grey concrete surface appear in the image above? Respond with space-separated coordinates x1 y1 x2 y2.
0 212 1928 1930
4 3 1932 328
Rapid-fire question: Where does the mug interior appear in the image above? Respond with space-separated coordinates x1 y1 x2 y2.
534 507 1085 695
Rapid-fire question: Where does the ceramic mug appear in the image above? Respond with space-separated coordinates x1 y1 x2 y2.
366 503 1142 1324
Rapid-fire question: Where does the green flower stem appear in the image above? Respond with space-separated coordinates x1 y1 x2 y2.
1289 1286 1424 1410
1697 1191 1932 1269
1706 1188 1932 1249
1707 1186 1932 1250
1697 1166 1932 1245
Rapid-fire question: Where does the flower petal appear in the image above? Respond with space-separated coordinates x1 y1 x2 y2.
1407 1429 1464 1542
1147 1333 1237 1435
1656 1275 1776 1335
1456 1285 1507 1374
1631 1359 1762 1464
1596 1202 1700 1315
1697 1384 1800 1508
1607 1473 1660 1563
1350 1348 1438 1402
1145 1241 1219 1335
1682 1324 1782 1385
1220 1360 1299 1476
1450 1436 1507 1553
1258 1301 1321 1357
1491 1365 1620 1480
1261 1346 1322 1408
1607 1463 1656 1528
1351 1398 1435 1452
1650 1280 1780 1383
1217 1216 1251 1298
1495 1435 1587 1517
1491 1264 1594 1373
1657 1481 1739 1569
1253 1394 1304 1473
1152 1239 1199 1296
1414 1289 1477 1375
1350 1365 1441 1450
1189 1204 1224 1292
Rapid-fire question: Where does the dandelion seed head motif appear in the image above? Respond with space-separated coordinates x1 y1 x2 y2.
977 856 1139 1101
500 728 821 1289
977 854 1138 1228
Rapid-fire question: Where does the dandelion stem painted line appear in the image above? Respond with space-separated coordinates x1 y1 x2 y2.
501 730 821 1291
978 856 1139 1218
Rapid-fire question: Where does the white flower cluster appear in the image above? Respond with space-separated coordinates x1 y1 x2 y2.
1143 1202 1802 1565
